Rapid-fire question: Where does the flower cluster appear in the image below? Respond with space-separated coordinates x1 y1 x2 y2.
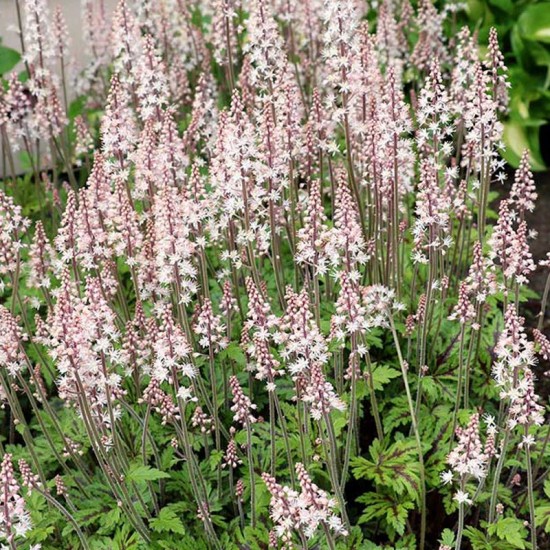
262 463 346 547
446 413 489 482
0 454 31 545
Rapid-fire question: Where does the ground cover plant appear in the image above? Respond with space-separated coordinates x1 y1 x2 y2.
0 0 550 548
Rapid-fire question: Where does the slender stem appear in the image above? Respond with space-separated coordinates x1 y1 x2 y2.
245 418 256 528
35 485 91 550
489 428 510 524
269 391 276 476
320 416 350 531
389 313 426 550
340 334 358 490
365 350 384 440
272 390 296 485
525 427 538 550
455 482 465 550
450 325 467 452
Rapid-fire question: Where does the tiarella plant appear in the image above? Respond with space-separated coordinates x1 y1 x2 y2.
0 0 549 549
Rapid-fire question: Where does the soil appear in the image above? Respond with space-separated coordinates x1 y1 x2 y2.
528 173 550 298
526 172 550 397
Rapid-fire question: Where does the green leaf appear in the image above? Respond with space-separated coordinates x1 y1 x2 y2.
112 523 146 548
102 507 121 528
18 150 35 173
420 376 439 400
357 492 414 536
68 96 87 120
15 423 26 436
385 500 414 535
150 507 186 535
208 450 224 470
234 525 270 548
371 364 401 391
466 0 490 23
222 343 246 367
365 330 383 349
488 0 513 14
351 439 421 500
464 526 492 550
0 45 21 75
440 528 456 547
125 464 171 483
536 505 550 533
502 122 546 170
488 517 528 548
72 501 104 529
332 410 348 437
518 4 550 44
383 396 414 431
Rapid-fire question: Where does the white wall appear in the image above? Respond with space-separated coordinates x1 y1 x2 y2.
1 0 117 175
1 0 119 74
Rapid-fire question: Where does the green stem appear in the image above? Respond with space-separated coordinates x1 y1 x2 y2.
450 325 467 453
36 485 90 550
245 418 257 528
340 334 358 491
525 427 538 550
320 415 350 531
455 486 465 550
489 428 510 524
389 313 426 550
